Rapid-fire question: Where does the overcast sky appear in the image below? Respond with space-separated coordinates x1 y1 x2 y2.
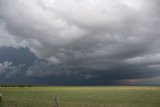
0 0 160 85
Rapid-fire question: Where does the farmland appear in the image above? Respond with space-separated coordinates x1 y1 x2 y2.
0 86 160 107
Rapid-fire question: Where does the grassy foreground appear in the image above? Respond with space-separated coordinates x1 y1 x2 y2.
0 86 160 107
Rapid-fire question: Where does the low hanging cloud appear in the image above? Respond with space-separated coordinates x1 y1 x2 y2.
0 61 23 77
0 0 160 83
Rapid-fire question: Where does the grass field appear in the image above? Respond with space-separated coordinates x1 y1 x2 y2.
0 86 160 107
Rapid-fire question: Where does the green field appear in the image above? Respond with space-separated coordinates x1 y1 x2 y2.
0 86 160 107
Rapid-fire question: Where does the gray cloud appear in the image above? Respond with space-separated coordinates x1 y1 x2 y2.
0 21 27 48
0 61 23 77
26 59 67 77
0 0 160 84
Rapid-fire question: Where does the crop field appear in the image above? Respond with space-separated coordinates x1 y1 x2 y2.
0 86 160 107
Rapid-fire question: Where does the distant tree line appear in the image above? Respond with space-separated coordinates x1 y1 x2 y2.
0 84 34 87
0 84 55 87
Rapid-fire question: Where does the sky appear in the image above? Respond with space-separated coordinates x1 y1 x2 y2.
0 0 160 85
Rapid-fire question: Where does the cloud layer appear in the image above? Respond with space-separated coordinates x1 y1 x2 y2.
0 0 160 84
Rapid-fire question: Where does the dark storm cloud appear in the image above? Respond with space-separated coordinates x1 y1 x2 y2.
0 48 37 78
0 0 160 85
0 47 37 66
